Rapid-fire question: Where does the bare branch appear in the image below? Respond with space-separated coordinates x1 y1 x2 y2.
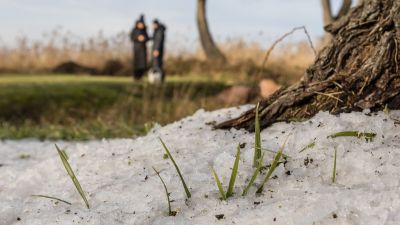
321 0 334 26
258 26 317 77
335 0 352 20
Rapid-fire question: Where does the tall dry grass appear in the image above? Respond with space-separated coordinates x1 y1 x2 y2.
0 29 320 85
0 29 131 73
217 39 318 84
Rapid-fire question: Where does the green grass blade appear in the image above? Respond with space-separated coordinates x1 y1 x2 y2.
253 102 262 167
152 167 173 216
210 166 226 200
383 104 390 114
299 141 315 153
159 138 191 198
60 149 69 160
262 148 291 159
256 150 282 194
328 131 376 141
256 139 288 194
332 147 337 183
144 122 155 134
242 152 264 196
226 144 240 198
55 144 90 209
31 194 72 205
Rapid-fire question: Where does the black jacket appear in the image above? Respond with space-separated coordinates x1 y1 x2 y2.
153 25 166 55
130 27 149 71
152 24 166 69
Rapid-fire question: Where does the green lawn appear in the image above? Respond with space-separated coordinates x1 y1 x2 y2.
0 74 230 140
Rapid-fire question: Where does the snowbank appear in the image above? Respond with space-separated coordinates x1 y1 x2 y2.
1 106 400 225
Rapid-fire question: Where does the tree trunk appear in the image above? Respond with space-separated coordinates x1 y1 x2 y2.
216 0 400 131
196 0 226 63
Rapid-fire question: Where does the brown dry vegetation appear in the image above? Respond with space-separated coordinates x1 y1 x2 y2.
0 31 131 75
0 30 319 86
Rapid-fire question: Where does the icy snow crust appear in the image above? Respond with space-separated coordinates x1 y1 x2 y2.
1 106 400 225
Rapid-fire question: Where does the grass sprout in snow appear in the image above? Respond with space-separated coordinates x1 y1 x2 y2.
256 139 288 194
226 144 241 198
242 152 264 196
210 144 241 200
152 167 176 216
210 166 227 200
262 148 291 159
332 147 337 183
159 138 191 199
328 131 376 141
383 104 390 114
31 194 72 205
55 144 90 209
299 141 315 153
253 102 262 168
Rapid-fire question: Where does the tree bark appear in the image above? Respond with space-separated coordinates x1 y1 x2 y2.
196 0 226 63
216 0 400 131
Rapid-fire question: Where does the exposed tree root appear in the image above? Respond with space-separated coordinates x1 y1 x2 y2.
216 0 400 131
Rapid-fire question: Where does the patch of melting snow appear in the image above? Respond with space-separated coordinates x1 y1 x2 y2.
1 105 400 225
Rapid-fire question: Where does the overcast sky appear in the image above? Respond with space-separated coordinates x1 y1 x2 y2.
0 0 346 49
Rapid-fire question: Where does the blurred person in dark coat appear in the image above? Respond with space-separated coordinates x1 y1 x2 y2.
151 19 166 81
130 15 149 80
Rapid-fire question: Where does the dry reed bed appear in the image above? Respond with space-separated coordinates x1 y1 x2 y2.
0 30 318 84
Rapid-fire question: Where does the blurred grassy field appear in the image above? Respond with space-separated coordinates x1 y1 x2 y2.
0 74 230 140
0 32 316 140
